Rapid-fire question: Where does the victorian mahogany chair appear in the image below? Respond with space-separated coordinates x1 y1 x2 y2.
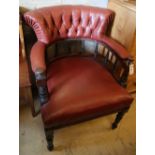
24 5 133 151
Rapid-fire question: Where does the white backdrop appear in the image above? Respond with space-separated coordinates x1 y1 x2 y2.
19 0 108 9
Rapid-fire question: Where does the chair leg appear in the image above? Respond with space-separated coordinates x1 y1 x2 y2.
112 108 129 129
44 128 54 151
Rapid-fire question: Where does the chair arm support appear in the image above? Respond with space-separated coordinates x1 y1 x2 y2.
30 41 48 105
99 36 133 87
102 36 132 60
35 68 49 106
30 41 46 72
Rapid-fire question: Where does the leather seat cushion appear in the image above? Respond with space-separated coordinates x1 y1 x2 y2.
41 56 133 127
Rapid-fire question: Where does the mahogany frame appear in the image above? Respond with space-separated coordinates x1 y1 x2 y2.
33 39 132 151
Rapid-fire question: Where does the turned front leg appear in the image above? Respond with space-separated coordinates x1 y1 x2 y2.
44 128 54 151
112 108 129 129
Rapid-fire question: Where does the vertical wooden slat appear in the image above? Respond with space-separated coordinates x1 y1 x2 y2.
94 42 98 58
112 58 118 73
104 49 109 64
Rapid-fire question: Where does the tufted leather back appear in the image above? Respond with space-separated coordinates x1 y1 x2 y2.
24 5 114 44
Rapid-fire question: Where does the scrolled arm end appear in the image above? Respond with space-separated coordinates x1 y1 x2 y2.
30 41 46 73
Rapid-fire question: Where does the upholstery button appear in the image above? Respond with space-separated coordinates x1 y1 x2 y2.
57 30 60 35
70 16 72 23
90 29 92 34
79 18 81 24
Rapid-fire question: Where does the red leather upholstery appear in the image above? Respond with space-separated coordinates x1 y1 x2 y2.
24 5 114 44
30 37 130 73
102 36 131 59
30 41 46 72
24 5 131 68
41 56 133 128
23 6 134 150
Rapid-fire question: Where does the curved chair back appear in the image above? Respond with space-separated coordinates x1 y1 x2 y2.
24 5 114 44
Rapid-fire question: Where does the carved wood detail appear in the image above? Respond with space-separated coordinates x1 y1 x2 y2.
35 68 48 106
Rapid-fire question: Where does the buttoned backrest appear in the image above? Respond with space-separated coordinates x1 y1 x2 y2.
24 5 114 44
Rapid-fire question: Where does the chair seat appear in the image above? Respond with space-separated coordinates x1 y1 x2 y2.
41 56 133 128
